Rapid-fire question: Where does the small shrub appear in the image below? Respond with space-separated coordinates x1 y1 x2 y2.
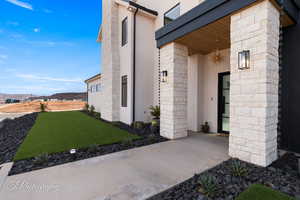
148 134 157 143
94 112 101 120
198 175 218 198
40 103 47 112
87 144 99 153
230 159 248 177
90 105 95 114
121 138 133 146
84 103 89 112
151 119 160 127
34 153 49 165
150 106 160 119
133 121 144 129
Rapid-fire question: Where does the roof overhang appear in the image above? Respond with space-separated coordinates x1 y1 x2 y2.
84 74 101 83
156 0 299 48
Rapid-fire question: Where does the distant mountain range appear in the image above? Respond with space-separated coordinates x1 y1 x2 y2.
0 93 35 104
0 92 87 104
28 92 87 101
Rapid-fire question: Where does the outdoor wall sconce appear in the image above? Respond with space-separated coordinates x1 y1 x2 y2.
161 70 168 83
238 50 250 70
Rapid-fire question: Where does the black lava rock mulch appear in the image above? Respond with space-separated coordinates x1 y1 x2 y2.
0 113 38 165
9 113 167 176
148 153 300 200
10 135 167 176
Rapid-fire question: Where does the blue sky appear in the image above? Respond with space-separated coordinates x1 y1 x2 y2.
0 0 102 95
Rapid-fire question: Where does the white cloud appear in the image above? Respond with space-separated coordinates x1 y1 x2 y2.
4 68 16 72
6 21 19 26
10 33 23 39
43 9 53 13
0 55 8 60
5 0 33 10
33 28 40 33
17 74 82 83
24 40 75 47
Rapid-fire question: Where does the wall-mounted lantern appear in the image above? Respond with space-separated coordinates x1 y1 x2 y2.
161 70 168 83
238 50 250 70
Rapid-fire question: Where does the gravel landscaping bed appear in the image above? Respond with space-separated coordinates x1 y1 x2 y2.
0 113 37 165
9 112 167 176
148 153 300 200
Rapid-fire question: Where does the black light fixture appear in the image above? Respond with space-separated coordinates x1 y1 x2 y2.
161 70 168 83
238 50 250 70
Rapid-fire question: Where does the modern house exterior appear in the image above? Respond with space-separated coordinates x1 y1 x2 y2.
85 73 102 113
98 0 300 167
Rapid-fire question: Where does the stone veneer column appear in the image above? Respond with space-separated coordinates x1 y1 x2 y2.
101 0 120 122
160 42 188 139
229 0 280 166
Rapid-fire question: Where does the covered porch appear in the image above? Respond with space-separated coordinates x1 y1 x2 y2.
156 0 296 167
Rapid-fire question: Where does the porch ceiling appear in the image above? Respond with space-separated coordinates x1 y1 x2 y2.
175 16 230 55
156 0 298 50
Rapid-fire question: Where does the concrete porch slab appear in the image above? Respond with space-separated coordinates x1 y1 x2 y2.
0 133 229 200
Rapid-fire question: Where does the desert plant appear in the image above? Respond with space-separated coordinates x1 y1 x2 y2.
121 138 133 146
201 122 210 133
151 119 159 127
149 106 160 119
148 134 157 143
84 103 89 112
230 160 248 177
133 121 144 129
90 105 95 114
87 144 99 153
94 112 101 120
198 175 218 198
34 153 49 165
40 103 47 112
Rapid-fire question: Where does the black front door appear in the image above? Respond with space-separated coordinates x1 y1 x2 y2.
218 72 230 134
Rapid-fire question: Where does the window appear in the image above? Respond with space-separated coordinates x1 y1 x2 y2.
96 84 102 92
164 3 180 25
121 75 128 107
122 17 128 46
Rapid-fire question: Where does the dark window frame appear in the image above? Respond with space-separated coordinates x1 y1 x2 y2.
122 17 128 46
164 3 180 26
121 75 128 107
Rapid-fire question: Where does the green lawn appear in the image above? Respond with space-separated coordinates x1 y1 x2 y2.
14 111 140 160
236 184 295 200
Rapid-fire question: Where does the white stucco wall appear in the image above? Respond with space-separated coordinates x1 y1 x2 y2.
201 49 230 133
102 0 212 124
135 13 156 122
87 78 102 113
187 49 230 133
119 6 134 125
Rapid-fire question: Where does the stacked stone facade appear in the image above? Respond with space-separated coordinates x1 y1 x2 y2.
160 43 188 139
101 0 121 122
229 1 280 166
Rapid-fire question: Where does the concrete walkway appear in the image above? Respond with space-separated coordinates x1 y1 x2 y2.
0 134 229 200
